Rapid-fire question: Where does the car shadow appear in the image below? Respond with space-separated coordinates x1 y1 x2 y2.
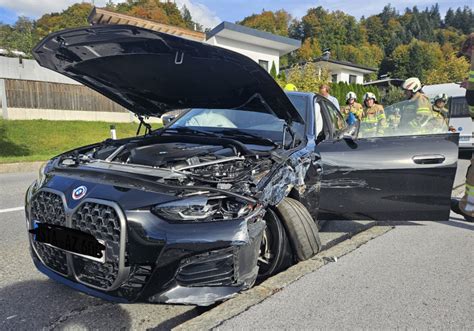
0 279 132 330
440 218 474 231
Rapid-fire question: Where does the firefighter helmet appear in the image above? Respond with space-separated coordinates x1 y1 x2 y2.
402 77 422 93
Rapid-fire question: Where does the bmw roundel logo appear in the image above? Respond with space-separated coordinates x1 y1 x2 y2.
72 185 87 200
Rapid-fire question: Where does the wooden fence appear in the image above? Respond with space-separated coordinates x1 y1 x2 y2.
5 79 128 113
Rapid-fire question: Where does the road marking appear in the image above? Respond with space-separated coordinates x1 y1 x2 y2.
0 206 24 214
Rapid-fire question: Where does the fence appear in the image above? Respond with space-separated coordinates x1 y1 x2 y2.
5 79 128 113
0 78 153 122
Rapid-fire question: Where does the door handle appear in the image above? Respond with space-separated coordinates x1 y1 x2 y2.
412 154 446 164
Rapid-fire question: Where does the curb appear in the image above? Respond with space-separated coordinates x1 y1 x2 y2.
0 161 44 174
173 225 393 331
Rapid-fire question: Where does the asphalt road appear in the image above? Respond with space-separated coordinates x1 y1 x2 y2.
0 159 470 330
221 219 474 329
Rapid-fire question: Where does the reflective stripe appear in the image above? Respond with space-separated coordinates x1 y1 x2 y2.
377 114 385 120
416 108 432 114
466 184 474 197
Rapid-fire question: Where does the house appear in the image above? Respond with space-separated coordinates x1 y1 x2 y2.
205 21 300 74
88 7 301 74
282 56 377 84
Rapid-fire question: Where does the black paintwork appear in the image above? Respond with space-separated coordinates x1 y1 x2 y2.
32 25 302 123
25 25 457 305
289 92 458 221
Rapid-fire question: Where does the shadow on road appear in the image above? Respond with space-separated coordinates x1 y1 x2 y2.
0 279 131 330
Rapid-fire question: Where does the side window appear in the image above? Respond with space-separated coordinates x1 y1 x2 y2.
324 100 347 138
448 97 469 118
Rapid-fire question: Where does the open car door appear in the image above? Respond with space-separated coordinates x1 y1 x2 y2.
316 98 459 221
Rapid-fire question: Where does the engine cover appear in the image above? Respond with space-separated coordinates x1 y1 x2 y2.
128 143 235 167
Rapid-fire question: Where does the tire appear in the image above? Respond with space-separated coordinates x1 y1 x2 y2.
257 208 292 279
276 197 321 261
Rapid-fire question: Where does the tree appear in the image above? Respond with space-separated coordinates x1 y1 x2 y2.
239 9 291 36
181 5 203 31
36 3 92 39
270 61 277 79
283 63 329 92
5 17 35 55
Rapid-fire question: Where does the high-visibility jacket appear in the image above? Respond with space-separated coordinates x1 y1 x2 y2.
360 104 386 137
468 69 474 118
432 104 450 126
342 102 363 121
387 113 401 129
407 92 446 133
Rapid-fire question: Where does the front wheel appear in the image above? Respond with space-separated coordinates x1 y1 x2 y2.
257 208 292 279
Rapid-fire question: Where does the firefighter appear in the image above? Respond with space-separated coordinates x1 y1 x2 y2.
387 108 401 130
342 91 363 121
401 77 446 133
451 33 474 222
360 92 386 137
432 93 449 117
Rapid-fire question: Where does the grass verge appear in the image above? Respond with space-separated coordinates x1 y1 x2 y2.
0 119 161 163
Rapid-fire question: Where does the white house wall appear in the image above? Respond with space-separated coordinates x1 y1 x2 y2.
0 56 79 84
206 36 280 73
330 68 365 84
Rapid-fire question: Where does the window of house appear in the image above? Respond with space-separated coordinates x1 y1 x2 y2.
349 74 357 84
331 74 338 83
258 60 269 72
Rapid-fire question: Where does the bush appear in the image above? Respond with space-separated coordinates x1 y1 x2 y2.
330 82 380 106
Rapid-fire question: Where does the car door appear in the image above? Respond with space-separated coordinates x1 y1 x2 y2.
316 97 459 221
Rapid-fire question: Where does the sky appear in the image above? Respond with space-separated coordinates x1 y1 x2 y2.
0 0 471 28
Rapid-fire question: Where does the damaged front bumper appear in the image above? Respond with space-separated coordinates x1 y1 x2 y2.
26 182 266 306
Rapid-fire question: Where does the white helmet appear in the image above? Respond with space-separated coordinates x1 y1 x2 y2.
434 93 448 103
363 92 377 101
402 77 422 93
346 91 357 101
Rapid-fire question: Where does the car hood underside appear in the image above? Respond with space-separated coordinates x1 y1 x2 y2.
32 25 302 123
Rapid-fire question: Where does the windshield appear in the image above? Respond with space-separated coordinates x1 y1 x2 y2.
170 108 305 146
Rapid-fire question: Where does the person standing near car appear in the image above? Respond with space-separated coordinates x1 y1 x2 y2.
319 84 340 111
342 91 363 121
451 33 474 222
360 92 386 137
432 93 449 118
402 77 446 133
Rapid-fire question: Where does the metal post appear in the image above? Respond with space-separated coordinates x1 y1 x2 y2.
0 79 8 119
110 124 117 140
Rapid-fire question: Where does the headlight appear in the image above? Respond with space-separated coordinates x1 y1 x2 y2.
152 195 254 222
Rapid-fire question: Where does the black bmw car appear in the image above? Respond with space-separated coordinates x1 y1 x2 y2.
26 25 459 306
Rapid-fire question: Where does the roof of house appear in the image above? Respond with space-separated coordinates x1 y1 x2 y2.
206 21 301 55
364 78 404 87
282 58 377 73
88 7 205 42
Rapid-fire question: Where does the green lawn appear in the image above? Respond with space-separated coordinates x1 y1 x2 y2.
0 119 161 163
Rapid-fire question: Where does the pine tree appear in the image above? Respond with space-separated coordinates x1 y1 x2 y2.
270 61 277 79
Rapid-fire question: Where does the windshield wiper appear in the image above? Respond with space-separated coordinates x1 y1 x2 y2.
215 129 278 147
162 127 220 138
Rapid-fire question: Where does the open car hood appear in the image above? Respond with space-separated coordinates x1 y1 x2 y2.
33 25 302 123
